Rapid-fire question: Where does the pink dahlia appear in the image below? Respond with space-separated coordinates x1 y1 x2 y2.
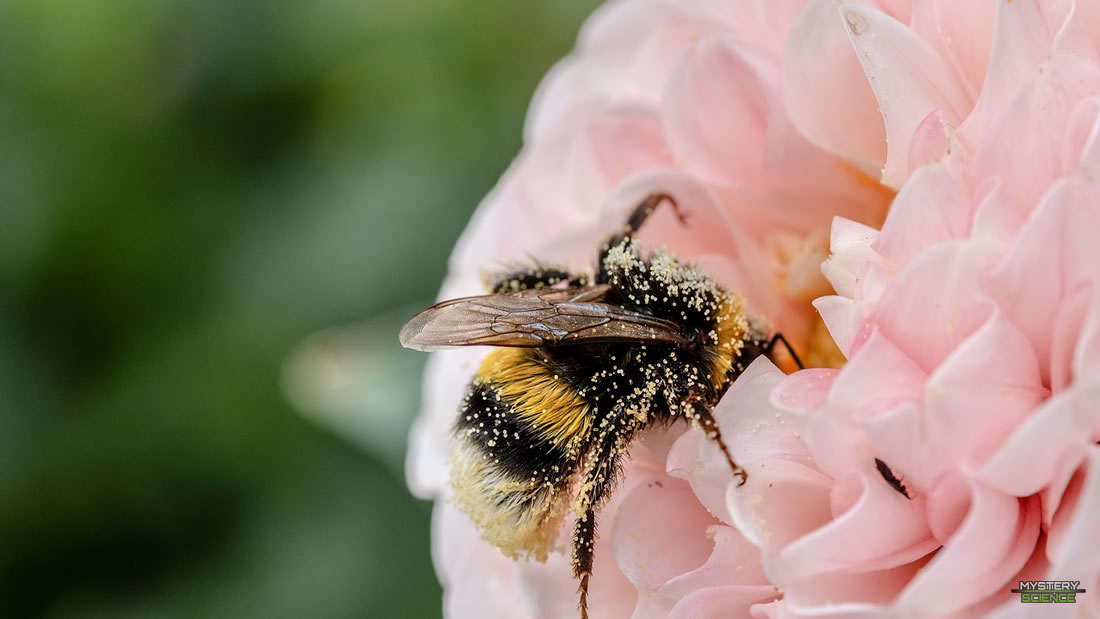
406 0 1100 617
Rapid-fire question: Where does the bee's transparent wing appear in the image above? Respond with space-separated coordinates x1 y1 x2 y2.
399 285 691 351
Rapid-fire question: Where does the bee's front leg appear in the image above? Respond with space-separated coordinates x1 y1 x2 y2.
686 396 747 486
598 192 687 268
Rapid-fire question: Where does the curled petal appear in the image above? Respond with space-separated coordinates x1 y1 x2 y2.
653 526 779 618
872 162 972 266
766 470 936 585
977 377 1100 502
842 3 972 188
663 38 772 186
1045 450 1100 598
612 475 717 593
891 486 1041 617
910 0 997 99
868 241 998 373
864 308 1046 491
783 0 885 170
728 458 834 554
812 296 863 359
820 217 882 300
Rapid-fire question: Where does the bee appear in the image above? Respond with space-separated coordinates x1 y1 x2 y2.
400 193 802 618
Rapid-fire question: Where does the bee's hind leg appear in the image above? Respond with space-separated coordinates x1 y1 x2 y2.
571 411 636 619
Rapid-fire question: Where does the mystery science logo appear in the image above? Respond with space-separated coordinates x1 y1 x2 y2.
1012 581 1086 604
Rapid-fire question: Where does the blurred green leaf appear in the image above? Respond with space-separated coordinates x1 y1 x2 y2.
0 0 600 616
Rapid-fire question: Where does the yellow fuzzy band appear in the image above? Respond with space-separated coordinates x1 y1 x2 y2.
708 293 749 393
475 348 592 448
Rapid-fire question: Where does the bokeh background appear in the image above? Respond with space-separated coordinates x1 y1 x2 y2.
0 0 600 616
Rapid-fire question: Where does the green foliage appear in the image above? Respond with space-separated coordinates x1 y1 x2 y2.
0 0 599 616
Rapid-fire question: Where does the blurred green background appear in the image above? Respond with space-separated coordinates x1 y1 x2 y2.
0 0 599 616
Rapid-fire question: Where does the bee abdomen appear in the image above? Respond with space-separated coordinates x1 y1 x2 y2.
451 382 575 561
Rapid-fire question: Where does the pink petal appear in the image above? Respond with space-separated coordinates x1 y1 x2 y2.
727 458 834 554
864 309 1046 491
925 470 972 544
771 368 837 415
968 176 1029 244
783 0 885 170
977 378 1100 501
842 3 972 188
1064 96 1100 171
910 0 997 100
668 585 782 619
1078 0 1100 58
525 0 726 143
780 561 929 612
647 525 779 618
891 486 1041 617
966 59 1100 229
872 162 973 266
1073 287 1100 372
985 180 1075 386
960 0 1055 145
767 470 936 584
812 296 863 359
819 217 882 300
663 38 772 186
868 241 998 373
829 327 926 421
560 105 675 209
611 475 717 593
665 525 771 592
1045 451 1100 603
436 503 536 619
906 109 951 172
792 329 924 481
517 471 645 619
874 0 911 23
518 545 638 619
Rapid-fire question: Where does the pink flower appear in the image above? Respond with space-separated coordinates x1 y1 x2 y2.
407 0 1100 617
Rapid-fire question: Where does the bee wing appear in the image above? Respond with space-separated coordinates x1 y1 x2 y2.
399 285 691 351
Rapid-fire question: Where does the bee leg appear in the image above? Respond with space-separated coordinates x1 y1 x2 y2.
766 332 805 370
485 266 576 293
620 191 686 237
599 192 685 265
572 415 634 619
689 399 747 486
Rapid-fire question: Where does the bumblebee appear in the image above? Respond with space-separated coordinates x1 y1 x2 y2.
400 193 802 618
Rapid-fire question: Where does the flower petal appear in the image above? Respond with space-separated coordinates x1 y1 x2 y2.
783 0 885 170
842 3 972 188
767 470 936 584
891 486 1041 617
663 38 772 186
872 162 972 266
612 475 717 593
